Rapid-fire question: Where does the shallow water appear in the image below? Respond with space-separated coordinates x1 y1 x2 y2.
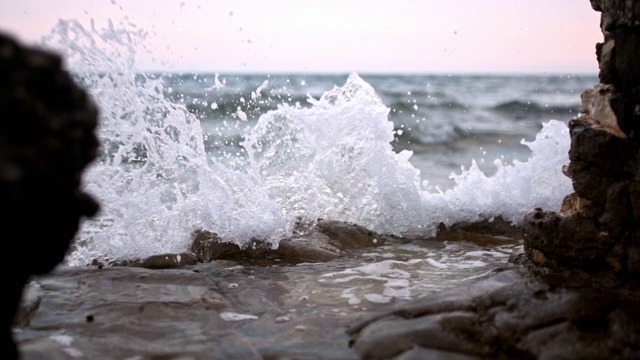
187 238 518 306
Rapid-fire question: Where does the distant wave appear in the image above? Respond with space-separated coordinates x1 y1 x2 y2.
388 100 467 112
490 100 580 119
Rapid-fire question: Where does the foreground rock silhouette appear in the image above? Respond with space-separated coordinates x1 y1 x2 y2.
1 32 99 358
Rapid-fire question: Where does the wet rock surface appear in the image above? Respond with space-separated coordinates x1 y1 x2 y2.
15 264 368 360
349 261 640 360
105 219 389 268
14 227 519 359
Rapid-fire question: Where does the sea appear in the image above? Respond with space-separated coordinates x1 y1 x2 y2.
37 20 598 303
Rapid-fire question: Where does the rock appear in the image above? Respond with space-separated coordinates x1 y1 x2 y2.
523 0 640 275
107 252 199 269
393 347 480 360
578 84 626 138
590 0 640 31
278 231 343 262
523 207 615 266
435 216 522 244
15 263 367 359
349 266 640 359
191 228 248 262
314 219 386 249
188 219 385 265
1 32 99 358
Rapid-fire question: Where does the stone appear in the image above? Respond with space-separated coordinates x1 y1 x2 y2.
1 32 99 358
435 216 523 244
314 219 386 249
578 84 626 137
190 228 244 262
590 0 640 31
187 219 385 266
524 0 640 275
108 252 199 269
523 208 615 266
349 266 640 359
15 263 368 359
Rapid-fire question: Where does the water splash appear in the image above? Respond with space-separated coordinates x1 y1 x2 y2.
41 20 571 266
243 74 429 235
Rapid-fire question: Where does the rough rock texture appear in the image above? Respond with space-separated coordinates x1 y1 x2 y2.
349 264 640 360
524 0 640 273
436 216 522 245
0 32 99 358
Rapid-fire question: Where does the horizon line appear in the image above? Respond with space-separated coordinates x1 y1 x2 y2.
130 69 599 77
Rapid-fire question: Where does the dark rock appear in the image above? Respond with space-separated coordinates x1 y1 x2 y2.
436 216 522 244
568 118 634 172
566 159 620 203
108 252 199 269
523 207 615 266
191 228 243 262
630 182 640 222
392 347 480 360
524 1 640 277
277 232 343 262
188 219 385 265
599 182 634 237
314 219 386 249
590 0 640 31
1 32 99 358
15 263 367 359
349 266 640 360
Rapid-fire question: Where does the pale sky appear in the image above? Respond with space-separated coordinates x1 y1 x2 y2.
0 0 602 74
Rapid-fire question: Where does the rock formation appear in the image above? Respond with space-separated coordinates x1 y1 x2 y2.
0 32 99 358
524 0 640 274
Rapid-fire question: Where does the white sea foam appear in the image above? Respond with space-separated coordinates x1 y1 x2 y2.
219 312 259 322
41 20 571 266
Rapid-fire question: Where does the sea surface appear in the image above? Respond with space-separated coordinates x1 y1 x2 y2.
163 71 595 191
37 20 597 303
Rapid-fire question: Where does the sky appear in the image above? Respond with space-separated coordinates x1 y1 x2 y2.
0 0 603 74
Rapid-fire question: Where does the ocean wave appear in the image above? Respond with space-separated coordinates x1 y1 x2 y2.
490 100 580 119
